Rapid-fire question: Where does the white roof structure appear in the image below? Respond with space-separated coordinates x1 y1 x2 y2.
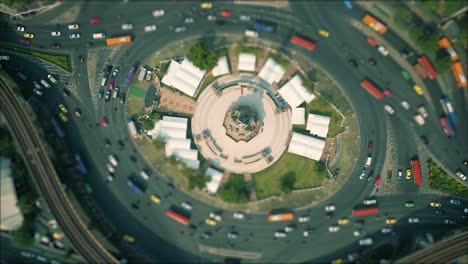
278 75 316 108
150 116 188 139
212 56 230 77
1 158 23 231
238 53 256 72
161 58 206 97
165 138 191 156
306 113 331 138
258 58 285 85
205 167 223 194
291 107 305 125
288 132 326 161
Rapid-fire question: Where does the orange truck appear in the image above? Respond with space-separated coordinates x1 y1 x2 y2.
451 62 467 88
362 15 388 34
438 37 459 61
106 36 132 46
267 212 294 222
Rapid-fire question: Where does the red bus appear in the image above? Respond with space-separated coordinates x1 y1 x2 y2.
360 79 383 99
290 35 316 51
352 207 379 217
417 56 438 80
410 159 422 186
166 209 189 225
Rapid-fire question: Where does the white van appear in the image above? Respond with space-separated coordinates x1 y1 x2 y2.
365 157 372 167
363 199 377 205
140 170 150 180
40 79 51 88
92 33 106 39
245 29 258 38
101 77 107 87
47 74 58 84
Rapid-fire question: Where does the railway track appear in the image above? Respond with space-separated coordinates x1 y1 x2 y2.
0 72 118 264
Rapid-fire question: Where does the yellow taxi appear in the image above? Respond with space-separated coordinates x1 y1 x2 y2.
206 218 217 226
123 235 134 242
405 169 412 180
430 201 441 207
319 29 329 38
413 84 424 95
385 218 397 225
59 104 68 113
201 2 212 9
58 112 68 122
23 33 35 39
331 258 343 264
150 194 161 204
338 218 349 225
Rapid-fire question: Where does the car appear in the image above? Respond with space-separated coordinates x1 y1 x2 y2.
233 212 244 219
89 17 101 24
207 15 216 21
401 100 410 109
359 169 367 180
153 9 165 17
377 46 389 56
303 229 312 237
464 208 468 214
367 142 373 153
109 79 115 90
227 232 238 239
444 219 456 224
51 42 62 49
413 84 424 95
119 93 125 104
384 104 394 114
430 201 442 207
201 2 212 9
98 89 104 98
107 172 114 182
455 170 466 181
435 209 445 215
148 194 161 204
449 199 461 205
284 225 295 232
402 70 411 80
417 106 428 118
344 0 353 9
68 24 79 30
112 68 119 77
121 24 133 30
51 31 61 37
274 231 286 238
79 56 84 63
0 55 10 61
73 108 81 117
100 116 108 127
328 225 340 232
367 37 377 46
401 49 414 59
19 38 31 45
359 237 373 246
366 172 374 182
23 33 35 39
381 227 392 234
69 33 80 39
353 230 365 237
33 88 43 96
325 204 336 212
385 218 397 225
348 59 358 68
319 29 330 37
406 169 411 180
17 26 25 31
368 58 376 65
59 104 68 113
383 88 393 97
184 17 194 24
354 219 365 227
182 202 192 210
58 112 68 123
205 218 217 226
298 216 310 223
398 169 403 179
414 114 425 125
220 10 232 17
338 218 349 225
240 15 251 21
104 91 111 101
144 25 157 32
200 232 212 240
175 26 186 33
209 212 222 222
47 74 58 84
408 217 419 223
374 175 381 186
464 160 468 166
405 201 415 208
106 164 115 173
420 136 429 145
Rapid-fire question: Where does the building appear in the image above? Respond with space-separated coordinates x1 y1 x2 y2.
278 75 316 108
212 56 230 77
306 113 331 138
288 132 326 161
238 53 256 72
1 158 24 231
161 58 206 97
204 167 223 194
291 107 306 125
258 58 285 85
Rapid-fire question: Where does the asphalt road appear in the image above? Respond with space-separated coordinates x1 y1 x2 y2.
0 1 467 263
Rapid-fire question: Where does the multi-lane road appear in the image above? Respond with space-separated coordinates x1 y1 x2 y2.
1 1 467 263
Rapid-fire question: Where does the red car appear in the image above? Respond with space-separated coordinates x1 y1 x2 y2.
220 10 232 17
100 116 108 127
368 142 373 153
90 17 101 24
367 37 377 47
383 88 393 97
374 175 381 186
109 79 115 90
19 39 31 45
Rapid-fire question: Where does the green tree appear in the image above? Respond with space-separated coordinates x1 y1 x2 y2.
16 192 37 215
393 6 413 29
188 174 209 190
13 220 34 247
149 112 161 121
142 119 154 130
409 26 424 41
188 41 219 71
434 55 452 73
315 162 327 174
303 79 315 93
417 33 439 54
280 172 296 193
218 175 249 203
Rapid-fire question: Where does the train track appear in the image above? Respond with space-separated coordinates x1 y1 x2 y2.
0 72 118 264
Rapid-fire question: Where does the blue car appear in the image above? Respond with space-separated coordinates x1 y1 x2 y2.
344 0 353 9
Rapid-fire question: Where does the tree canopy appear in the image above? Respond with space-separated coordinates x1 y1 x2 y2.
187 41 219 71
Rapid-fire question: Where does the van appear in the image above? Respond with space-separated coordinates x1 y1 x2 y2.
92 33 106 39
101 77 107 87
40 79 51 88
245 29 258 38
140 170 150 180
365 157 372 167
363 199 377 205
47 74 58 84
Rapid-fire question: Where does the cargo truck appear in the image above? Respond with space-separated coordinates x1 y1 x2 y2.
360 79 383 99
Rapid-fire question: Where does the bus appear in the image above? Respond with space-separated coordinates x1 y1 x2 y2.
417 56 438 80
50 117 65 138
352 207 379 217
438 37 459 61
439 116 455 137
410 159 422 186
267 212 294 222
362 14 388 34
290 35 316 51
105 36 132 46
122 67 136 87
253 20 276 32
73 153 88 175
440 97 457 125
360 79 383 99
451 62 467 88
127 179 144 196
166 209 190 225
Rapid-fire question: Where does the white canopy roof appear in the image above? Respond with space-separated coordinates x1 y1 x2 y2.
238 53 256 72
288 132 326 161
306 113 331 138
150 116 188 139
205 167 223 194
212 56 230 77
291 107 305 125
1 158 23 230
165 138 191 156
278 75 316 108
161 58 206 97
258 58 285 85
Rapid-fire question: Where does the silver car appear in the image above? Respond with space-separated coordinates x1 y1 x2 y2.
69 33 80 39
175 26 186 33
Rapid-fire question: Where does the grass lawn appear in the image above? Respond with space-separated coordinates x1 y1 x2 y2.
427 159 468 198
234 45 262 57
268 52 290 69
253 152 326 199
128 86 146 98
0 42 71 72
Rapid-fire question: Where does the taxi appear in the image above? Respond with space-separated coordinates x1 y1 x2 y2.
385 218 397 225
201 2 212 9
406 169 412 180
23 33 35 39
59 104 68 113
319 29 329 38
413 84 424 95
150 194 161 204
58 112 68 123
338 218 349 225
205 218 217 226
430 201 442 207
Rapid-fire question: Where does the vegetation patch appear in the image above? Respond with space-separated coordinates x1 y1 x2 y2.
235 45 262 57
427 159 468 198
187 41 219 71
218 174 249 203
268 52 290 69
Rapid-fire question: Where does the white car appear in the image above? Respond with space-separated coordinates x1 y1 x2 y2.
182 202 192 210
108 155 118 166
274 231 286 238
414 114 425 126
384 104 394 114
328 225 340 232
175 26 186 33
69 33 80 39
33 88 43 96
107 173 114 182
463 208 468 214
245 29 258 38
381 227 392 234
184 17 194 24
417 106 428 118
0 55 9 61
68 24 79 30
209 212 222 222
240 15 251 21
359 169 366 180
227 232 238 239
449 199 461 205
121 24 133 30
455 170 466 181
359 237 373 246
298 216 310 223
153 9 165 17
144 25 157 32
377 46 389 56
363 199 377 205
112 68 119 77
17 26 25 32
51 31 61 36
106 164 115 173
207 15 216 21
325 205 336 212
408 217 420 223
444 219 456 224
401 100 410 110
303 229 312 237
284 225 295 232
353 230 365 237
233 212 245 219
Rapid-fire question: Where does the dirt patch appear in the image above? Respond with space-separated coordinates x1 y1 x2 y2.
49 3 81 24
157 87 197 115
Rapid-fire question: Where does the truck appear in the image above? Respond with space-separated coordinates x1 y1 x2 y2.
438 37 458 61
137 67 147 81
290 35 316 51
253 20 276 32
127 118 138 137
440 97 457 125
417 56 438 80
122 67 136 87
360 79 383 99
451 62 467 88
267 212 294 222
362 14 388 34
439 116 455 137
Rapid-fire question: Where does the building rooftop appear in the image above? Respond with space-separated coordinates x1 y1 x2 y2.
288 132 326 161
258 58 285 85
238 53 256 72
306 113 331 138
212 56 230 77
205 167 224 194
161 58 206 97
291 107 306 125
278 75 316 108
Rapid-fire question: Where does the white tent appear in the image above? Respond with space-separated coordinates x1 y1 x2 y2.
149 116 188 139
161 58 206 97
238 53 256 72
287 132 326 161
291 107 305 125
278 75 316 108
205 167 223 194
212 56 230 77
165 138 191 156
306 113 331 138
258 58 285 85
